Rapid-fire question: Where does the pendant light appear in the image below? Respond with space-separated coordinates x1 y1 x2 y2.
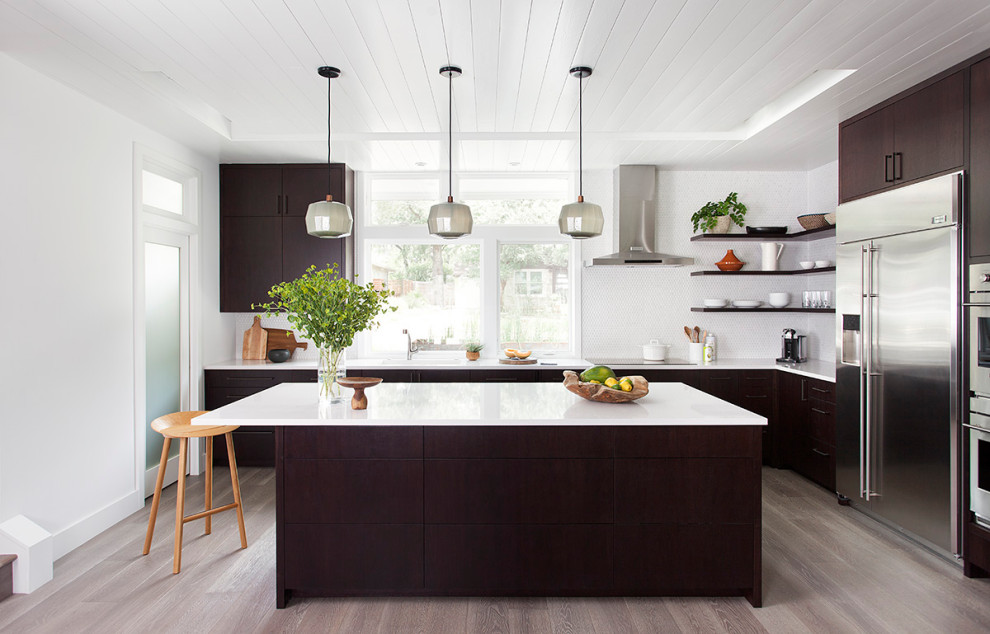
558 66 604 239
428 65 473 239
306 66 353 238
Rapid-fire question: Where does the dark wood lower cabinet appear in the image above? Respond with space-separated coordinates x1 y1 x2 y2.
275 425 762 608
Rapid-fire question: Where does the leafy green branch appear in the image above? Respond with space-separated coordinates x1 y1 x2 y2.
690 192 747 233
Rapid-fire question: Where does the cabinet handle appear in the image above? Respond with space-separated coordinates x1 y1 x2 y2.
744 394 768 399
710 376 732 381
884 154 894 182
812 447 831 457
284 195 288 214
811 407 830 415
810 386 829 394
800 379 807 401
893 152 902 180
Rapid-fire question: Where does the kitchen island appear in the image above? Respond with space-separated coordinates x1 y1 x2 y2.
195 381 767 608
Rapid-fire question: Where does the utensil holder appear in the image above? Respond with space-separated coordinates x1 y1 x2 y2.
688 342 703 364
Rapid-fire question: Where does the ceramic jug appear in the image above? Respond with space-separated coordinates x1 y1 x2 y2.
761 242 784 271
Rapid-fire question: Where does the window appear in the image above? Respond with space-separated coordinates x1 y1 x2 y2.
138 152 199 226
359 173 578 357
142 170 184 215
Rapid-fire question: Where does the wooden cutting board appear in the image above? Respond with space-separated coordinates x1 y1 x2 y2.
264 328 310 355
241 316 268 360
498 358 537 365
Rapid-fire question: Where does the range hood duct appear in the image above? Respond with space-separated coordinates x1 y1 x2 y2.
591 165 694 266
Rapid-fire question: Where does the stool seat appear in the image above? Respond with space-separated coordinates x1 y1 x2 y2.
143 410 247 573
151 411 239 438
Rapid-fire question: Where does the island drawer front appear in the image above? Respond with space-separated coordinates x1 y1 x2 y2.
425 459 612 524
284 524 423 591
614 524 753 592
425 525 612 592
283 460 423 523
283 426 423 459
425 426 611 458
614 458 757 524
807 379 835 403
205 369 314 388
614 426 761 458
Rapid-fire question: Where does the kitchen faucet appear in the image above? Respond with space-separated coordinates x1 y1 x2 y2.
402 329 419 360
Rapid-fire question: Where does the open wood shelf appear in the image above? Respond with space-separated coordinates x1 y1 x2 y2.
691 307 835 313
690 266 835 276
689 226 835 242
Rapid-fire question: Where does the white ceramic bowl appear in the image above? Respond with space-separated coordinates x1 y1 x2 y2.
768 292 790 308
732 299 762 308
799 261 815 269
815 260 832 268
703 298 729 308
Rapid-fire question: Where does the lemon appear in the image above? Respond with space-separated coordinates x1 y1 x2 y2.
589 379 601 384
604 377 618 388
619 378 634 392
580 365 616 383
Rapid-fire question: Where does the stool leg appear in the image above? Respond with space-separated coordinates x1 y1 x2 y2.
142 437 171 555
173 437 188 574
225 432 248 549
204 436 213 535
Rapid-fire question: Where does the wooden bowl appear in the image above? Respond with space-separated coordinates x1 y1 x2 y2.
337 376 383 410
797 213 828 230
562 371 649 403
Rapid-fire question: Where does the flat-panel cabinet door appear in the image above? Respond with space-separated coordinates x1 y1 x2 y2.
839 107 894 202
971 58 990 259
892 71 964 184
282 166 334 217
220 166 282 217
281 216 345 282
220 217 282 312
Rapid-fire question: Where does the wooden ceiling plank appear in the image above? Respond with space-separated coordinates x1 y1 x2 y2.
509 0 566 133
493 0 533 133
406 0 454 131
469 0 500 133
438 0 478 133
375 0 442 133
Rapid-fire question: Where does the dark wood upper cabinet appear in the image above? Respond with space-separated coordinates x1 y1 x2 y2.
839 107 893 201
839 71 964 203
971 58 990 259
220 163 353 312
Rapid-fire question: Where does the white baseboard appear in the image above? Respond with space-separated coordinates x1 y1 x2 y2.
52 490 143 560
142 449 207 495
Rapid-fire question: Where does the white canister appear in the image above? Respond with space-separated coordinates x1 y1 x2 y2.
643 339 670 361
688 342 704 364
703 334 716 364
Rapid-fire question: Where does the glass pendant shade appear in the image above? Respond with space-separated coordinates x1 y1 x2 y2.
558 197 604 239
428 197 473 239
306 195 353 238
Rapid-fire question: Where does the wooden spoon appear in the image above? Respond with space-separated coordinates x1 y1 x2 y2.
693 326 701 343
683 326 694 342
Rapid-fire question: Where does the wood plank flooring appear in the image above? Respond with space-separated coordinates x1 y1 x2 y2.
2 467 989 633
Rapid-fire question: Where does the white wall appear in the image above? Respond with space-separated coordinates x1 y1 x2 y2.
0 53 231 560
581 165 838 361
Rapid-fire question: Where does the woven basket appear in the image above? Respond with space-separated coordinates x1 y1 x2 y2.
797 213 829 230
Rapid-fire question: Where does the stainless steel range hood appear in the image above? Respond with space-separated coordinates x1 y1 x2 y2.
591 165 694 266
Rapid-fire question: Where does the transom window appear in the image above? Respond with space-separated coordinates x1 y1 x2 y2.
358 173 578 357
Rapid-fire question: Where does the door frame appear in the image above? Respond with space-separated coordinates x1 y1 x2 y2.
133 145 202 500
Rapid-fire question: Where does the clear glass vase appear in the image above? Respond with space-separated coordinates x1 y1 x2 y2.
318 346 346 404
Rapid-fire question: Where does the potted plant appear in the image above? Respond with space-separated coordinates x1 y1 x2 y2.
465 342 484 361
691 192 747 234
255 264 394 404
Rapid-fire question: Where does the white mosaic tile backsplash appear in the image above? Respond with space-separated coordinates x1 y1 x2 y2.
233 165 840 363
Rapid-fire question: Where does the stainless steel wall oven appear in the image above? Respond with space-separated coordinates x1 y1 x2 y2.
968 263 990 526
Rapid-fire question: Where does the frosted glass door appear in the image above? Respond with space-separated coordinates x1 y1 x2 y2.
145 241 182 468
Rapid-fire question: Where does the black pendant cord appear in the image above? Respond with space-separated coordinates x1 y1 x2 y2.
578 73 583 198
327 77 333 195
448 70 453 199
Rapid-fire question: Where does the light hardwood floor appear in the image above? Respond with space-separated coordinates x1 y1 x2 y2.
2 467 989 633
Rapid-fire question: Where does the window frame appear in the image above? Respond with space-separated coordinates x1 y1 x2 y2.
355 172 581 359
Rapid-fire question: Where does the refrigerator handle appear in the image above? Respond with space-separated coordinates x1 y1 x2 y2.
861 245 870 500
868 244 881 500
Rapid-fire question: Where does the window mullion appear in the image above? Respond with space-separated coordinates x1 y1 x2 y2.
482 234 499 356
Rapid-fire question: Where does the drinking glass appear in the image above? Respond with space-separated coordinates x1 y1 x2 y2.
821 290 832 308
802 291 812 308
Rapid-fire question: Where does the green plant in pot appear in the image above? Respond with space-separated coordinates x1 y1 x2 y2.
691 192 747 234
255 264 395 404
465 342 484 361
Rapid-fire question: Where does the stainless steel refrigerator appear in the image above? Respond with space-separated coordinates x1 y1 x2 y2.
835 171 960 556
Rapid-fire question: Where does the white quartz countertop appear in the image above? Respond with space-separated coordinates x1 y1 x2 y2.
193 381 768 427
205 356 835 382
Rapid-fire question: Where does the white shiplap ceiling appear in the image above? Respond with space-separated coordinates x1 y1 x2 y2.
3 0 990 172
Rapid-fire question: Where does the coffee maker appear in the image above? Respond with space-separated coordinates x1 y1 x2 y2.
777 328 807 363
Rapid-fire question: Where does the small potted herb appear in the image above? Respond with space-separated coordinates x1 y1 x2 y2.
691 192 747 234
465 342 484 361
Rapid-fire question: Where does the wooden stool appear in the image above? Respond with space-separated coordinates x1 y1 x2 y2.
142 411 247 573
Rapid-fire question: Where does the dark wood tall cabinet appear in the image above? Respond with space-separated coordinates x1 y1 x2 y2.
220 163 353 312
970 58 990 259
839 72 965 203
